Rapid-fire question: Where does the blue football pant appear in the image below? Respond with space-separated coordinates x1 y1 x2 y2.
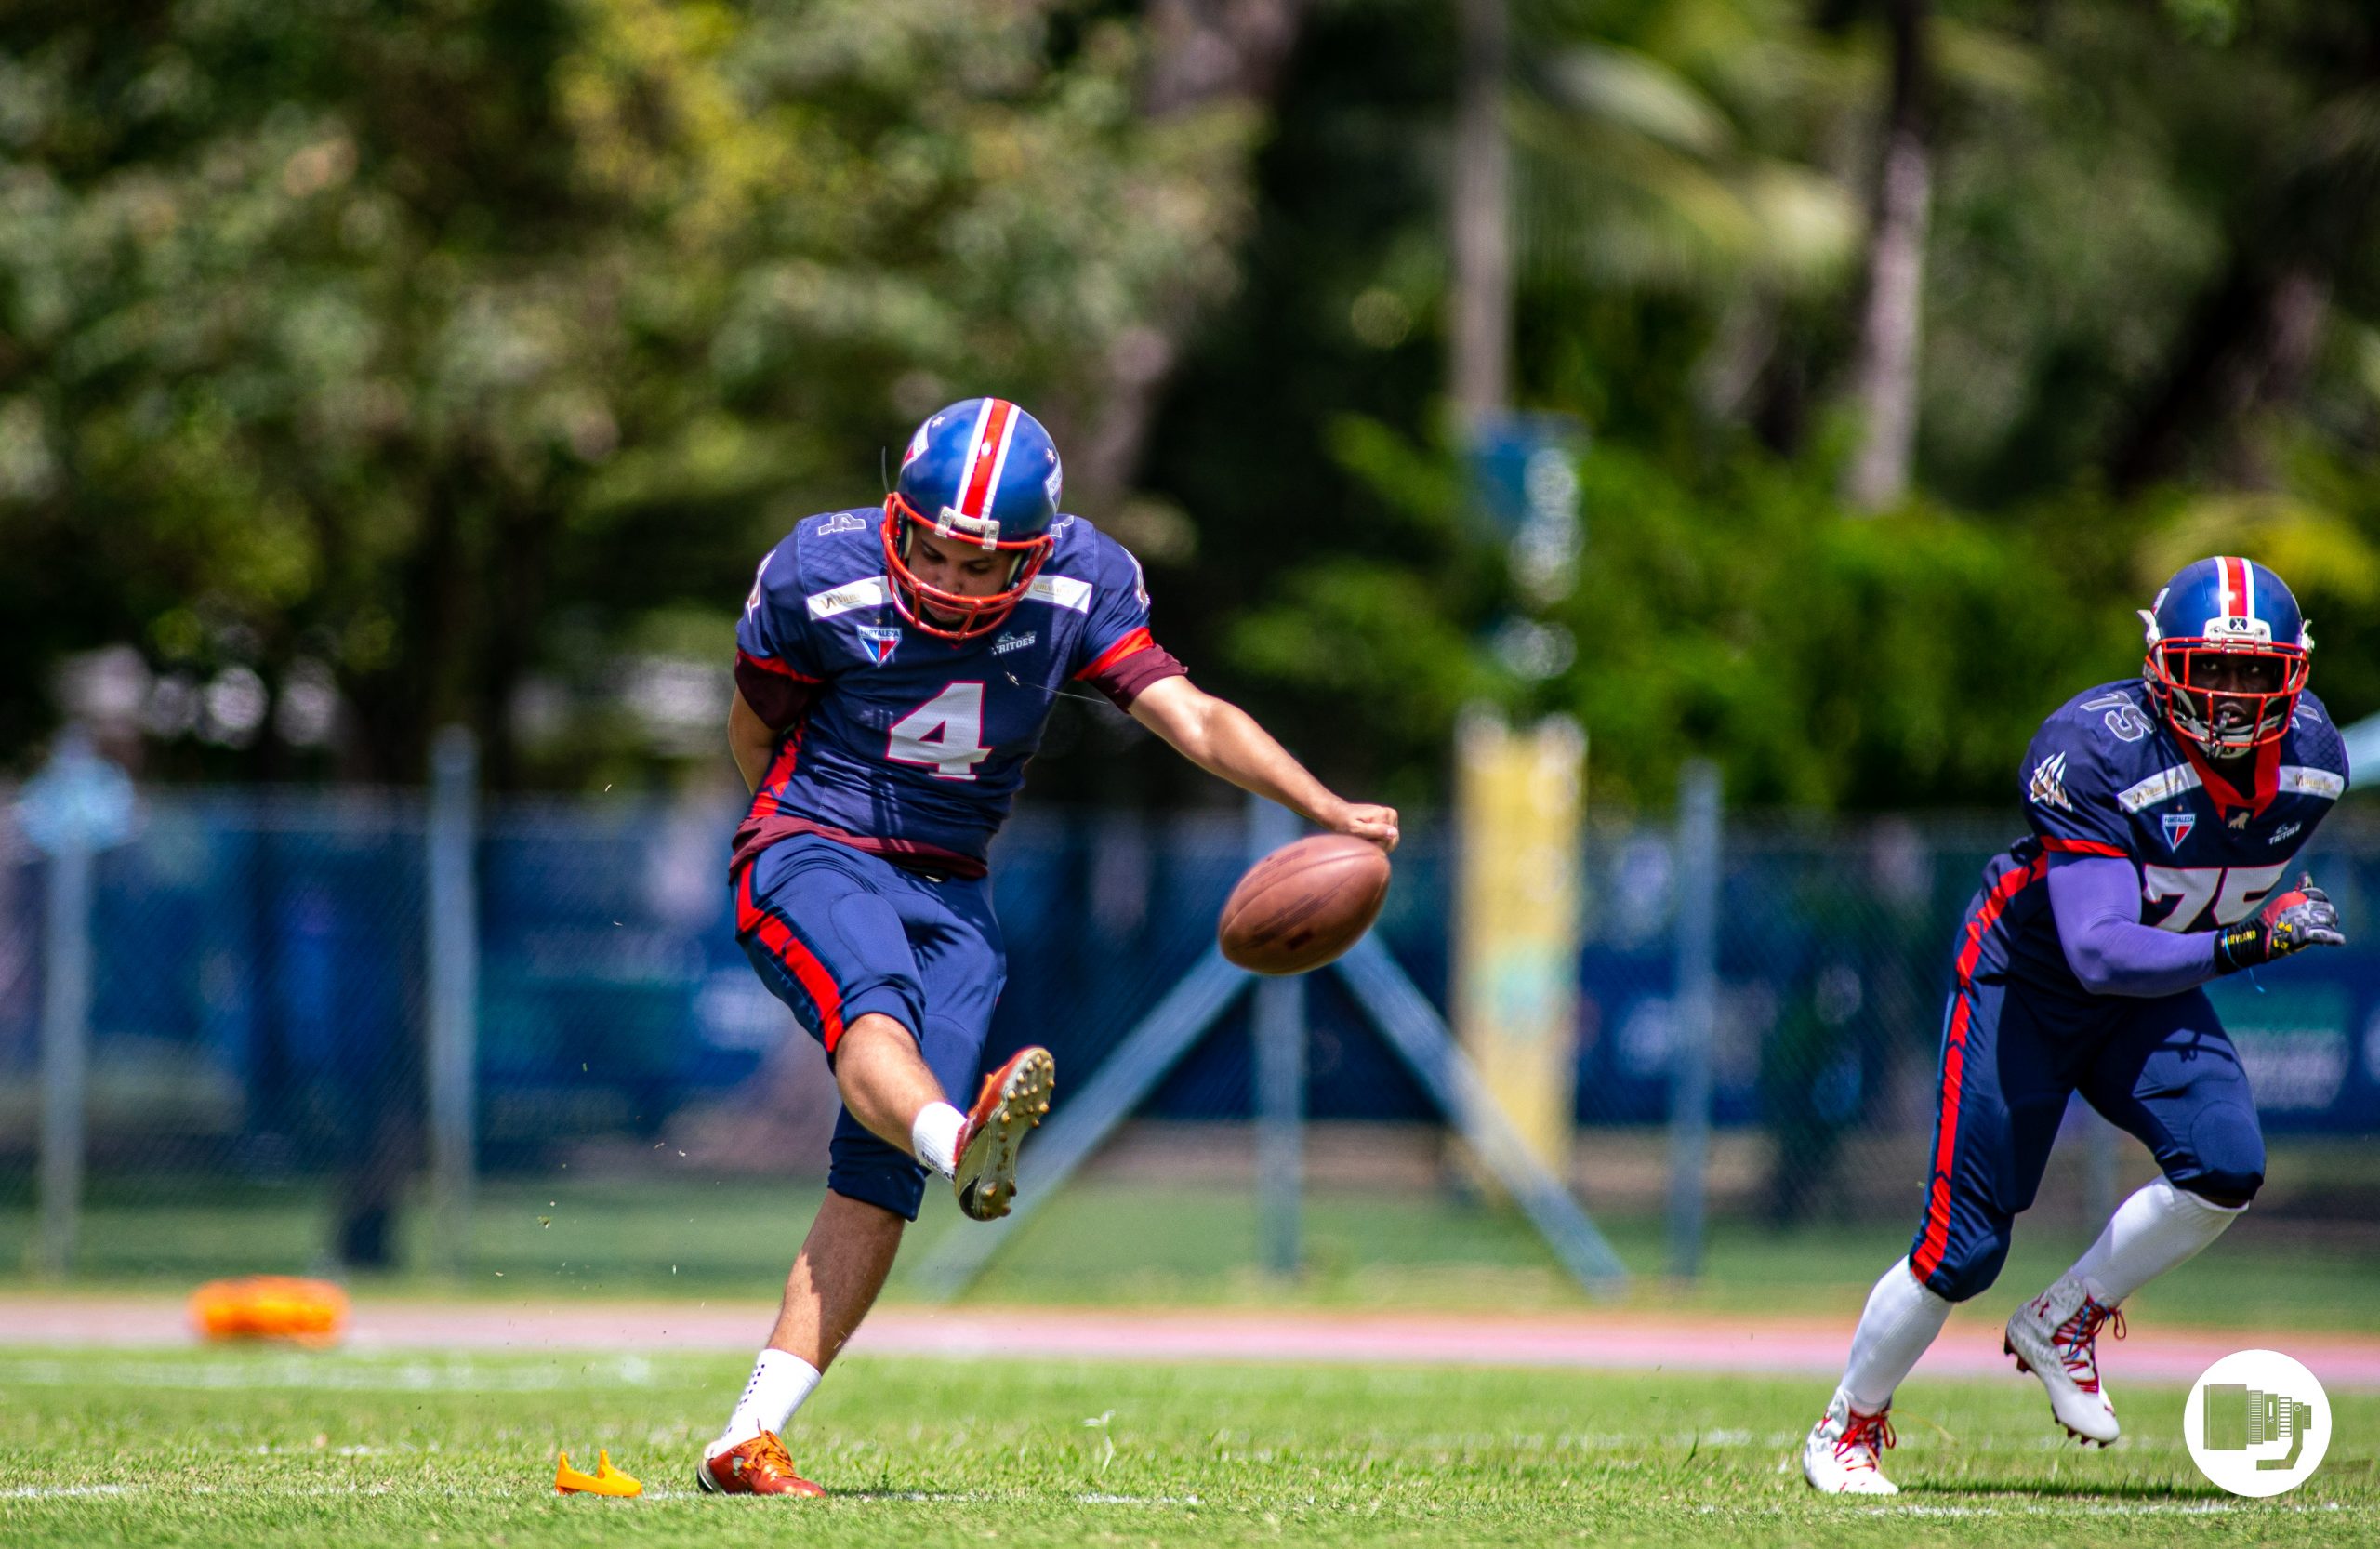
1908 975 2265 1302
734 834 1007 1221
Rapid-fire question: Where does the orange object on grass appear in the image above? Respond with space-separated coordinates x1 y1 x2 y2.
555 1450 643 1497
189 1276 350 1344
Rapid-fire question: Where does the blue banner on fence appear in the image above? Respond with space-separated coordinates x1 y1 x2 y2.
5 794 2379 1185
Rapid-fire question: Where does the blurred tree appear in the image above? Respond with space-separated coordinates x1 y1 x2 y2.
0 0 1286 1266
4 0 2377 816
0 0 1271 788
2109 6 2380 493
1144 0 2380 811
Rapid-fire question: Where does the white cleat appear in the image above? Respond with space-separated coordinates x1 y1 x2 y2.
1801 1386 1900 1496
2004 1274 2123 1445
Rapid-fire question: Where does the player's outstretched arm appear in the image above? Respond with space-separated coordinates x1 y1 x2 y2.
1127 676 1398 853
2046 854 2221 997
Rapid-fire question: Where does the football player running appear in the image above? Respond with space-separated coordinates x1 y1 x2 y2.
1803 557 2347 1495
698 398 1398 1496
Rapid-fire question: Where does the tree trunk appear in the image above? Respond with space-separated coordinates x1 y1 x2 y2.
1449 0 1511 428
474 500 562 793
2110 260 2333 495
1059 0 1309 513
1842 0 1931 512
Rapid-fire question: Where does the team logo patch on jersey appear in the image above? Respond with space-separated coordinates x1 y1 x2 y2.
2029 752 2072 812
856 625 901 666
991 630 1037 655
813 512 868 536
2162 811 2197 850
2228 809 2251 830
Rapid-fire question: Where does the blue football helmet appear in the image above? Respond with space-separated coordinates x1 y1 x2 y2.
882 398 1063 640
2140 556 2312 755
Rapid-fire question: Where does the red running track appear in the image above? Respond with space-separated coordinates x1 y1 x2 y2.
7 1296 2380 1391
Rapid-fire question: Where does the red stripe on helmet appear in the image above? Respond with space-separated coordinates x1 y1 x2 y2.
958 399 1015 519
1911 854 2045 1283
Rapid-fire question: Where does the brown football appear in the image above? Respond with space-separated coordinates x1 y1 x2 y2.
1217 833 1392 975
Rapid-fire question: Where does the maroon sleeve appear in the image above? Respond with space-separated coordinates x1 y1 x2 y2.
1075 627 1186 711
735 650 819 731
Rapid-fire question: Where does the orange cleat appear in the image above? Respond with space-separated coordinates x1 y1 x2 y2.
953 1046 1055 1221
696 1431 825 1497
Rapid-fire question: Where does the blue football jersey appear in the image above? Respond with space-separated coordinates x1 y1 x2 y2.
730 509 1180 878
1972 680 2348 994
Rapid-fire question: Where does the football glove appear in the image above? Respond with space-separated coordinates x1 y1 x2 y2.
2214 874 2344 973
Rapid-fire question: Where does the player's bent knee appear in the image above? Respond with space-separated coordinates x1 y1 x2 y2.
1921 1237 2011 1304
837 1011 921 1059
2174 1172 2260 1210
826 1137 930 1224
2175 1104 2265 1207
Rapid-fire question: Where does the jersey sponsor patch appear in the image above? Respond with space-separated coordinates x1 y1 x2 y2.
990 629 1037 655
2278 765 2345 801
2118 763 2201 814
808 576 890 620
2268 820 2302 846
856 625 901 666
1025 574 1093 613
2029 751 2072 812
2162 811 2196 850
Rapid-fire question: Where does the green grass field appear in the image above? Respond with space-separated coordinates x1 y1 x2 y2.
1 1348 2372 1548
8 1172 2379 1333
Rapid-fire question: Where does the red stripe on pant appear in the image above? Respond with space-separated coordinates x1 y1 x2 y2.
1910 854 2046 1282
735 866 847 1052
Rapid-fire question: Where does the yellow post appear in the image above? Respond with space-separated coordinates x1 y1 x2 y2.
1452 708 1585 1179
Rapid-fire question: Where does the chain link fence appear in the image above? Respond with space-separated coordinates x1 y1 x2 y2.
6 781 2379 1287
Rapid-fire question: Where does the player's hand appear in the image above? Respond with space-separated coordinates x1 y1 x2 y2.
1330 801 1400 854
2215 874 2344 973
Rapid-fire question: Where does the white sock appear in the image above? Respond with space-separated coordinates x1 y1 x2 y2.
1842 1258 1954 1410
911 1101 966 1177
2066 1177 2244 1304
709 1349 823 1456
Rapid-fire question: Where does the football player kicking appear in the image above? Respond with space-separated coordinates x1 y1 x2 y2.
1803 557 2348 1495
697 398 1398 1496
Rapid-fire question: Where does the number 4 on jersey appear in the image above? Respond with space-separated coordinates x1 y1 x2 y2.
887 682 993 779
